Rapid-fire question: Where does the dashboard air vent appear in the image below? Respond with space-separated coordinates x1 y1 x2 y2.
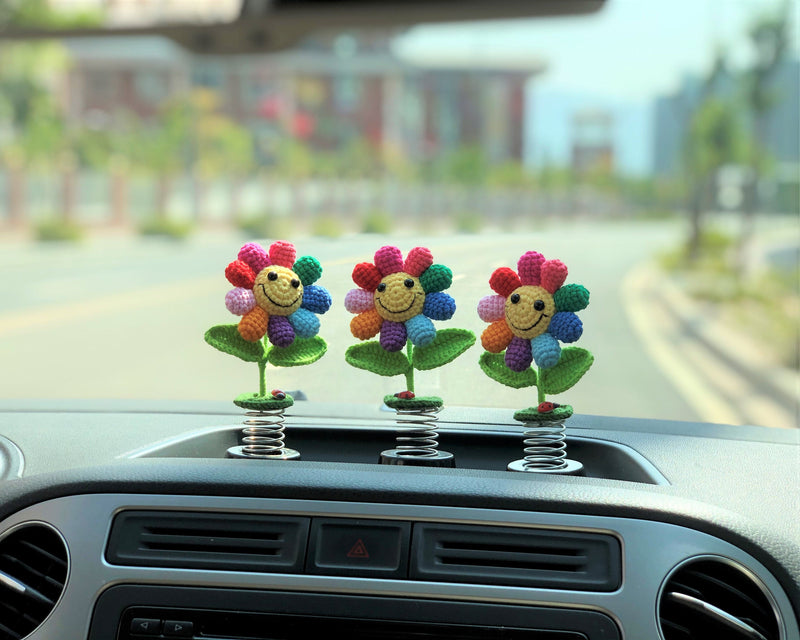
659 557 780 640
0 523 68 640
410 523 621 591
106 511 310 573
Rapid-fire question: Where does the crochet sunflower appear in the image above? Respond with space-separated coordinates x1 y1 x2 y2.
478 251 593 404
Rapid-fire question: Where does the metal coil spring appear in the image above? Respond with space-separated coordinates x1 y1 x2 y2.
239 407 288 458
394 405 442 458
520 418 568 471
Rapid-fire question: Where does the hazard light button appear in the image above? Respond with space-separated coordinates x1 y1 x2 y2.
308 518 410 578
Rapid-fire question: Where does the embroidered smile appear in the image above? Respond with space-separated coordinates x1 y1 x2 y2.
376 294 417 314
260 284 300 308
510 313 548 332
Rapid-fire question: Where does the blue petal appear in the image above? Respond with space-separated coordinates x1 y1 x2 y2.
531 333 561 369
405 313 436 347
548 311 583 343
301 285 332 314
423 291 456 321
288 308 320 338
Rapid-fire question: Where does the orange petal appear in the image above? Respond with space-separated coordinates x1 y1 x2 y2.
238 307 269 342
350 308 383 340
481 320 513 353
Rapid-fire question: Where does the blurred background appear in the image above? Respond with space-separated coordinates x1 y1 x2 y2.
0 0 797 428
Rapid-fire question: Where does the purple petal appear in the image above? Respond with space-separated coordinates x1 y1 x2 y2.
380 320 407 352
505 336 533 372
268 315 295 347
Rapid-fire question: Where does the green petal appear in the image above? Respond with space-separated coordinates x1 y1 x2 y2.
293 255 323 286
204 324 266 363
268 336 327 367
539 347 594 394
479 351 538 389
420 263 453 293
412 328 475 371
554 283 590 312
346 341 410 377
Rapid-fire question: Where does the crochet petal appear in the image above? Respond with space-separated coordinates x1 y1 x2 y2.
301 285 332 314
374 245 404 276
477 294 506 322
225 260 256 289
268 314 295 347
350 308 382 340
352 262 383 291
489 267 521 298
423 291 456 321
532 333 561 369
518 251 545 286
548 311 583 343
238 306 269 342
420 263 452 293
225 287 256 316
288 307 320 339
481 320 513 353
293 255 322 286
269 241 296 269
344 288 374 314
541 259 568 294
505 336 533 372
406 313 436 347
238 243 270 275
380 320 407 352
404 246 433 277
554 283 590 312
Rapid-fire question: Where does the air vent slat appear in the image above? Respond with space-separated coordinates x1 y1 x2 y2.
18 541 68 569
411 523 621 591
106 511 310 573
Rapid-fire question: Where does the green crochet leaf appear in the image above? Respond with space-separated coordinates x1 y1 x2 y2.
346 341 411 377
268 336 327 367
412 328 476 371
204 324 266 363
539 347 594 395
479 351 538 389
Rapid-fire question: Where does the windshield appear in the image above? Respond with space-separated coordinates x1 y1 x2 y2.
0 0 798 429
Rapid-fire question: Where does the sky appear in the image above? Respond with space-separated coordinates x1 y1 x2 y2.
394 0 799 175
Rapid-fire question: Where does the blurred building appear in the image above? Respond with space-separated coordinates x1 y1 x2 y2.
571 109 614 175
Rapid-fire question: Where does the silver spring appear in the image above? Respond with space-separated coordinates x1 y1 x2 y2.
520 418 568 471
394 404 442 458
239 407 288 458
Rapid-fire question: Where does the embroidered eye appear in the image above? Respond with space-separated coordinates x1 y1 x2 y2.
267 271 278 281
404 278 414 288
534 299 545 311
291 278 300 289
377 283 387 292
510 293 520 304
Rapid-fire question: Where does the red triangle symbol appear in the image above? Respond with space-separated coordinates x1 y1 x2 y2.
346 538 370 559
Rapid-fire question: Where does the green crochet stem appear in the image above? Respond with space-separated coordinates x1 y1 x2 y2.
405 342 415 393
537 367 545 403
257 343 272 397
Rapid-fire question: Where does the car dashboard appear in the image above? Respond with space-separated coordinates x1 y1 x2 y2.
0 399 798 640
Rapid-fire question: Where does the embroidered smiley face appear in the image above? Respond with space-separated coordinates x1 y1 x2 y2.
504 285 555 339
253 265 304 316
373 272 425 322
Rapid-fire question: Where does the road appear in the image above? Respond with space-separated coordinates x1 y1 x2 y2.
0 219 779 425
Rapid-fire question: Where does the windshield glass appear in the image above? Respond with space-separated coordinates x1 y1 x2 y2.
0 0 798 429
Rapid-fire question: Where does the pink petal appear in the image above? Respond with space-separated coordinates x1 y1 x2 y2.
518 251 545 286
269 241 296 268
344 288 374 314
404 246 433 277
225 287 256 315
541 259 568 293
238 243 270 275
374 245 404 276
477 295 506 322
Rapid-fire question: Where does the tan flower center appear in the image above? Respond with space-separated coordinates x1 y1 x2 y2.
253 265 303 316
504 285 555 339
374 272 425 322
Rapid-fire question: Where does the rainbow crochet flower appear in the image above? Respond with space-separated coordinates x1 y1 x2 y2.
224 241 331 346
345 246 455 352
478 251 589 372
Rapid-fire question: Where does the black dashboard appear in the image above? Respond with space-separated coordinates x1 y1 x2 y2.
0 400 798 639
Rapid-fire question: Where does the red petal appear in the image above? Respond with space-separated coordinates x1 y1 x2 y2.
225 260 256 288
404 246 433 277
269 241 296 268
489 267 521 298
541 259 568 293
352 262 383 291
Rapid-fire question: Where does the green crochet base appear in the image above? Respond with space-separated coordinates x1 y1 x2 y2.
513 405 573 423
234 392 294 411
383 395 443 410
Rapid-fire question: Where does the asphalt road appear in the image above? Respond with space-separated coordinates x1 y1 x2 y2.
0 219 714 424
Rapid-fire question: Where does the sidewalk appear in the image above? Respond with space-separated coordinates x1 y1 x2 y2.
623 263 799 430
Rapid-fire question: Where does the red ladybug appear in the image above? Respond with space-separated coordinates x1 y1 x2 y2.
271 389 287 400
395 391 415 399
537 401 561 413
